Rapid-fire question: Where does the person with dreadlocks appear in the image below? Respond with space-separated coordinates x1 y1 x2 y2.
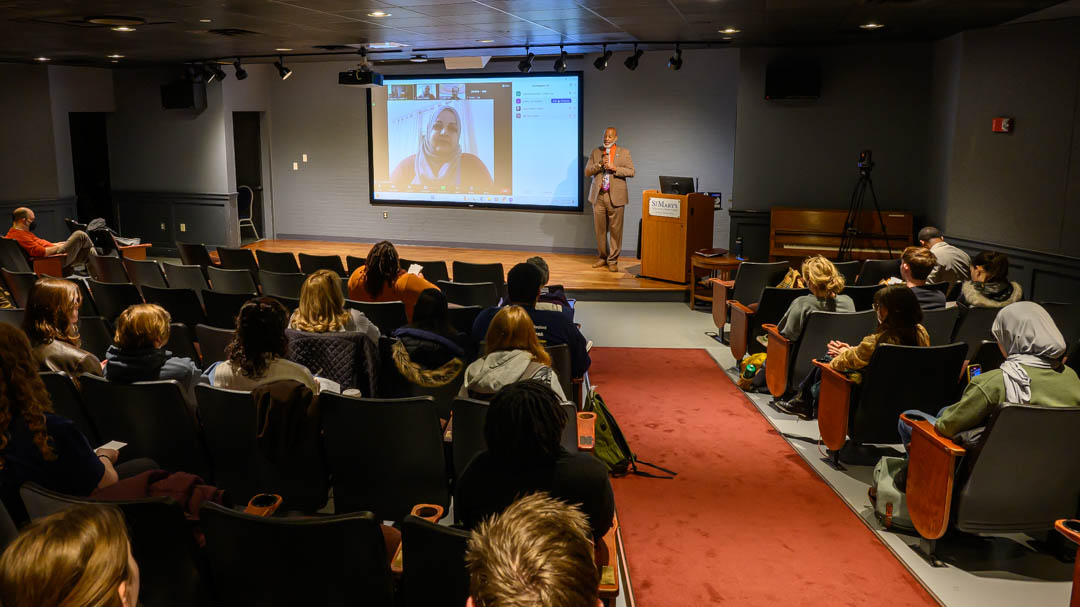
347 240 438 320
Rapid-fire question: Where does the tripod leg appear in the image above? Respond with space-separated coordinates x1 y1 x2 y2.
841 177 866 260
865 178 892 257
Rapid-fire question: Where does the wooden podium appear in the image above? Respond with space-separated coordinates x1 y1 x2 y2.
639 190 713 283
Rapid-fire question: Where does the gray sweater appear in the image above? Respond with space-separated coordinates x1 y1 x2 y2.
777 294 856 340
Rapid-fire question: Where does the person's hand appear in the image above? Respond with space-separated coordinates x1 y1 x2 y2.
826 340 851 357
95 448 119 464
602 158 613 171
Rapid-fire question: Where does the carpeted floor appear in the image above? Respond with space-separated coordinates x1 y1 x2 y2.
588 347 938 606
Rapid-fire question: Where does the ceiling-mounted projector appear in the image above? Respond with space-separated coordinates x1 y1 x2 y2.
339 68 384 87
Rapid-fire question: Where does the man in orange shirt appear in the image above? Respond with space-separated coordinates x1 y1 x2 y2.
6 207 94 273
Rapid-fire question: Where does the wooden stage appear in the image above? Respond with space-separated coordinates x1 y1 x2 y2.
244 240 687 301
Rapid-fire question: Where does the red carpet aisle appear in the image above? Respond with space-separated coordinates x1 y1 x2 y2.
588 348 937 606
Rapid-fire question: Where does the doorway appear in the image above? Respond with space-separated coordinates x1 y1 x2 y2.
69 112 114 225
232 112 264 243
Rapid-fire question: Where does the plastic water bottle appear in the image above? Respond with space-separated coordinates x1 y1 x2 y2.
742 363 756 379
734 236 744 260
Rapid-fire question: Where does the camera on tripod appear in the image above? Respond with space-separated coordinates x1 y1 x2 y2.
857 150 873 174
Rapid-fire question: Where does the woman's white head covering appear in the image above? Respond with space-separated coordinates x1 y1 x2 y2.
412 106 462 186
991 302 1067 404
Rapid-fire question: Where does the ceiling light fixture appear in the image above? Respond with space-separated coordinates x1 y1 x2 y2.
476 39 494 43
368 42 408 49
517 47 534 73
719 27 740 34
553 46 567 73
34 56 50 62
593 45 612 71
859 22 884 30
274 56 292 80
722 36 733 40
205 63 227 82
233 59 248 80
199 18 212 23
275 47 293 52
624 44 643 71
367 11 390 17
409 54 428 63
111 26 136 32
107 54 124 59
667 44 682 71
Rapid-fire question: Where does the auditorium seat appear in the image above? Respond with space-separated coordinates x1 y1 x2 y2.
195 323 234 365
20 483 214 607
216 247 260 284
920 307 960 346
165 323 202 367
87 253 130 284
87 279 142 322
0 499 16 555
345 300 408 335
141 285 206 330
1041 302 1080 358
436 280 499 309
902 405 1080 562
710 261 789 332
447 304 482 335
255 250 301 274
451 261 506 301
40 371 100 445
832 260 862 286
815 342 966 467
202 290 250 329
321 393 449 521
122 258 167 292
1 268 36 307
842 284 884 311
162 262 210 297
177 242 218 270
400 259 449 284
763 310 878 398
77 316 114 360
951 306 1000 362
378 337 463 419
855 258 901 286
80 375 211 479
288 329 378 395
0 308 23 327
727 287 810 361
259 270 305 300
68 277 99 317
200 502 393 607
272 295 299 312
207 266 258 295
298 253 346 276
545 343 575 401
346 255 366 274
400 514 471 607
967 340 1006 375
196 384 328 511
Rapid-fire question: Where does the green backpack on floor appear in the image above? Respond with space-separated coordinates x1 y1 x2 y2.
583 388 677 479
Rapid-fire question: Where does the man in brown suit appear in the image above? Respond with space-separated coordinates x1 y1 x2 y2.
585 127 634 272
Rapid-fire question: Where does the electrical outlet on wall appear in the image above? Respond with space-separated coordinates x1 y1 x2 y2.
383 212 388 219
180 223 186 232
160 223 166 230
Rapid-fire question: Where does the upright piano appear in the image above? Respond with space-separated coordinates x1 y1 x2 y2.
768 207 913 262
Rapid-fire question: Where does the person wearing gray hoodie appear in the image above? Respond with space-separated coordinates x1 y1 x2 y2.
459 305 566 401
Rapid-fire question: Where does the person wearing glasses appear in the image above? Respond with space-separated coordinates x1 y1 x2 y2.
391 106 493 189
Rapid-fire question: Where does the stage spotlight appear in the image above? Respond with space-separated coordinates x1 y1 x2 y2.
667 45 682 71
553 47 567 72
274 56 292 80
518 48 534 73
233 60 248 80
594 45 612 71
207 63 227 82
624 45 643 71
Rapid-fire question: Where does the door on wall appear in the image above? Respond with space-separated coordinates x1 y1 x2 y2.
232 112 264 243
69 112 114 226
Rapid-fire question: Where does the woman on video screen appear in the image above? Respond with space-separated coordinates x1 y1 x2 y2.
391 106 494 189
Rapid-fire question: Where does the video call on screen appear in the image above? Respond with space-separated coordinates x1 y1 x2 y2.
369 73 582 211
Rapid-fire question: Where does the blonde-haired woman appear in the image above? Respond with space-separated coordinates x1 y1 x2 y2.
0 504 140 607
22 277 102 378
776 256 855 340
289 269 379 343
459 305 566 401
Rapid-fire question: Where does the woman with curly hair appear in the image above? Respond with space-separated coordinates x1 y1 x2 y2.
203 297 318 393
289 269 379 343
22 277 102 378
0 323 120 523
346 240 437 320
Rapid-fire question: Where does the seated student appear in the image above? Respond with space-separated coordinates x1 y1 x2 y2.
289 269 380 343
465 492 600 607
104 304 201 404
918 226 972 290
899 302 1080 445
0 504 140 607
456 380 614 540
347 240 436 320
776 284 929 419
390 288 470 390
898 246 946 310
775 255 855 341
460 305 566 401
956 251 1022 313
22 277 102 378
472 263 590 377
6 206 94 274
203 297 319 394
526 255 573 318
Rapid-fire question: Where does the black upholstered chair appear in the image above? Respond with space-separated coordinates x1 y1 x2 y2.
77 316 114 360
87 279 142 322
321 393 449 521
400 259 449 284
162 262 210 295
69 277 99 317
216 246 260 278
832 260 861 286
451 261 506 301
1041 302 1080 359
255 250 301 274
711 261 790 331
545 343 574 400
142 285 206 330
207 266 258 295
200 502 393 607
40 371 100 445
1 268 36 307
165 322 201 367
377 338 464 419
88 253 129 283
951 306 1001 362
202 290 253 329
195 323 234 365
0 307 24 327
196 384 329 511
815 343 967 466
727 287 810 361
20 483 213 607
0 238 35 274
346 255 366 274
80 375 210 478
842 284 884 311
345 300 409 335
447 305 482 335
298 253 346 276
259 270 306 300
967 340 1006 375
0 497 16 555
400 514 471 607
436 280 499 309
920 307 960 346
122 258 167 292
855 258 901 286
763 310 878 398
177 242 218 269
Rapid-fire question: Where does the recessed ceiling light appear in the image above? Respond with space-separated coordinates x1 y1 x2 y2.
111 26 136 32
107 54 124 58
368 42 408 49
199 18 212 23
409 55 428 63
722 36 733 40
476 39 494 43
367 11 390 17
111 60 119 63
275 48 293 51
859 22 884 30
34 56 50 62
719 27 740 34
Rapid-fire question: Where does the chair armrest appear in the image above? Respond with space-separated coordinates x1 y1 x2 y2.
390 503 446 574
728 300 757 361
242 493 283 517
598 512 621 600
31 254 66 278
710 279 735 329
814 360 855 451
118 243 152 260
1055 519 1080 545
577 412 596 452
902 414 966 541
763 324 792 398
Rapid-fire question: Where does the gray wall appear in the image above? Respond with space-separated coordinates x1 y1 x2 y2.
48 66 116 199
925 35 963 227
0 64 60 201
732 43 933 214
942 18 1080 258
